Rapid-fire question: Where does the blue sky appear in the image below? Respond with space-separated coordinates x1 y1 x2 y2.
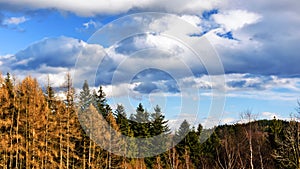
0 0 300 128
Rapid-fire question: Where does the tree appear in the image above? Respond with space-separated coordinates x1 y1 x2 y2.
115 104 130 136
16 76 53 168
60 72 81 169
105 111 123 169
216 126 238 169
79 80 92 111
240 110 257 169
273 102 300 168
149 105 170 168
188 125 202 168
150 105 170 136
43 76 61 168
0 73 15 168
93 86 109 117
274 120 300 169
130 103 151 138
129 103 151 167
174 120 191 169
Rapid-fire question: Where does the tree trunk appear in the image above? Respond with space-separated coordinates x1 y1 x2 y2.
67 112 70 169
9 111 14 168
83 140 86 169
249 126 254 169
185 147 189 169
60 118 63 169
16 106 20 169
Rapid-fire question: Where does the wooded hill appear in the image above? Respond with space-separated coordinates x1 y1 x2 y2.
0 72 299 169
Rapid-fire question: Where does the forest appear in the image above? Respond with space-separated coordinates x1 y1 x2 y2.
0 72 300 169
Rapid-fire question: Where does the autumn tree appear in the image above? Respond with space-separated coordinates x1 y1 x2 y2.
59 72 81 169
0 73 15 168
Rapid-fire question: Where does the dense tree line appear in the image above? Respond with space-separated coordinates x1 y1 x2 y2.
0 72 300 169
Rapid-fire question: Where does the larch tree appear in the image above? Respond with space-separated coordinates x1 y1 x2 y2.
43 78 60 168
17 76 49 168
60 72 81 169
0 73 14 168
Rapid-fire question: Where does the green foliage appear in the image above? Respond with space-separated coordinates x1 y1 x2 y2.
93 86 109 117
79 80 92 111
115 104 130 136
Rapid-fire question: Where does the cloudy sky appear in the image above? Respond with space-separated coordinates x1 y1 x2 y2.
0 0 300 128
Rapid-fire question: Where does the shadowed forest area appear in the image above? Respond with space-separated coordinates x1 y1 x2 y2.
1 72 300 169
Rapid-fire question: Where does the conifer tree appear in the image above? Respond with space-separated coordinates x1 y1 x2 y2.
149 105 170 168
0 73 14 168
79 80 92 111
60 72 81 169
93 86 109 117
115 104 130 135
129 103 151 166
174 120 191 168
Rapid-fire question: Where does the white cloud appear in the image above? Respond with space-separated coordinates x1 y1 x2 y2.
212 10 262 31
82 20 98 29
261 112 278 119
168 113 198 131
3 16 28 25
0 0 226 16
180 15 202 27
2 34 299 103
221 117 236 124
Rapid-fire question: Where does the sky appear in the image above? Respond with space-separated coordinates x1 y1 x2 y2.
0 0 300 129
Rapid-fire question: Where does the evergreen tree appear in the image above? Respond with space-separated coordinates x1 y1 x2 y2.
174 120 192 168
115 104 130 136
129 103 151 165
149 105 170 168
188 125 202 168
130 103 150 138
79 80 92 111
93 86 109 117
150 105 170 136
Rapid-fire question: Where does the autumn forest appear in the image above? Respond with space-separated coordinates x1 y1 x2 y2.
0 72 299 169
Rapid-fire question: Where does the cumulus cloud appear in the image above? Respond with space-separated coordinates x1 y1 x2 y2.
0 1 299 78
180 15 202 27
1 33 299 101
10 37 84 70
212 10 262 31
0 36 107 87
